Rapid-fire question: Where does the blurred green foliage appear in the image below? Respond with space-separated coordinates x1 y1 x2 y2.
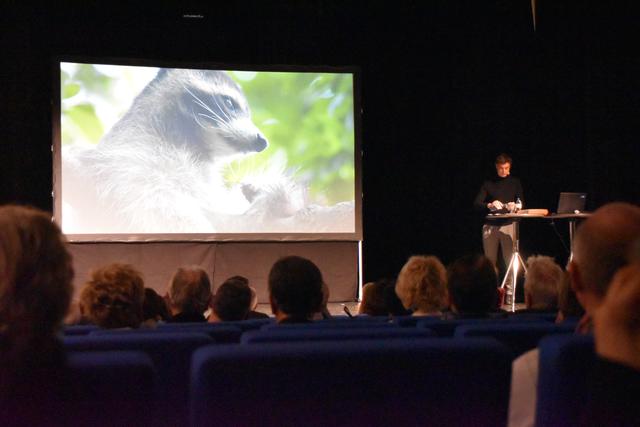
227 71 355 204
60 64 355 205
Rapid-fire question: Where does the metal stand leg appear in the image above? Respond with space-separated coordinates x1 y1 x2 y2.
501 250 527 312
567 219 576 265
500 219 527 312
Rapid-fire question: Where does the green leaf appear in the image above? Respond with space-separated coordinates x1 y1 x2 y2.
62 82 81 99
66 103 104 144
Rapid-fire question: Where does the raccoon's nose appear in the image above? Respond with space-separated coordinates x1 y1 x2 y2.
253 133 268 152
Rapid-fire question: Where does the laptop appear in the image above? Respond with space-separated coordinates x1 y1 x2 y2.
556 192 587 214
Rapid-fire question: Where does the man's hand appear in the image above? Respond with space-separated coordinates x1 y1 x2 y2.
506 202 516 212
488 200 504 210
593 263 640 371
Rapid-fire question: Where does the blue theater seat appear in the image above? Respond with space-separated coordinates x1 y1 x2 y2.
157 318 273 331
62 324 99 335
416 317 546 337
90 324 243 343
241 327 434 344
67 350 156 426
65 332 213 426
191 338 513 427
535 334 595 427
260 321 399 330
454 323 573 357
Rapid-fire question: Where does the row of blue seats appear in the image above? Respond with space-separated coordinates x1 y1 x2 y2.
61 320 576 426
63 321 578 362
63 313 571 339
65 334 594 427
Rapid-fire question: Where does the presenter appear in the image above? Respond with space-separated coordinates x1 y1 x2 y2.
473 153 524 304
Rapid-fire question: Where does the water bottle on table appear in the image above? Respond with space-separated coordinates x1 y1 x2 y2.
515 197 522 213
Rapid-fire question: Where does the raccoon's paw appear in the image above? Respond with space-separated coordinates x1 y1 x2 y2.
242 179 306 220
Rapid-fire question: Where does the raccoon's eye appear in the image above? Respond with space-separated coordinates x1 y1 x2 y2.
222 95 237 113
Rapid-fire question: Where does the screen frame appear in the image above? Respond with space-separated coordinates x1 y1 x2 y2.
52 55 363 242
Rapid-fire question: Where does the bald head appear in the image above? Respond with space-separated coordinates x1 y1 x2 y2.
571 202 640 298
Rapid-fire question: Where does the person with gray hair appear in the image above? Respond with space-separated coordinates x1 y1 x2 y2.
508 202 640 427
167 266 212 322
522 255 563 312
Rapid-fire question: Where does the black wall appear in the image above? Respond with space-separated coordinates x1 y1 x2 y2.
2 1 639 283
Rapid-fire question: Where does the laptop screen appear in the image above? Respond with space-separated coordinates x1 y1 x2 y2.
557 192 587 214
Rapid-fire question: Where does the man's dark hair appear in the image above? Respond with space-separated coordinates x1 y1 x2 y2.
360 278 411 316
213 276 252 321
268 256 323 319
143 288 171 321
495 153 512 165
447 254 498 314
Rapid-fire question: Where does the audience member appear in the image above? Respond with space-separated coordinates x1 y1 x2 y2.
313 281 332 320
583 260 640 426
247 285 270 319
268 256 323 323
555 270 585 323
395 255 448 316
0 205 74 425
521 255 562 313
79 263 145 329
359 278 412 317
359 281 386 316
508 202 640 427
167 266 212 322
447 254 502 317
142 287 171 325
210 276 253 321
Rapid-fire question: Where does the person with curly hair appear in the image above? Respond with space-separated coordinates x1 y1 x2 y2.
0 205 74 424
395 255 448 316
79 263 145 329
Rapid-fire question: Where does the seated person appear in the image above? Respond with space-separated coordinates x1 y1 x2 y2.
395 255 448 316
0 205 74 424
78 263 145 329
210 276 253 322
142 287 171 326
167 266 212 323
247 285 270 319
585 260 640 426
555 270 585 324
508 202 640 427
520 255 563 313
446 254 503 318
359 278 411 317
312 282 332 320
268 256 323 323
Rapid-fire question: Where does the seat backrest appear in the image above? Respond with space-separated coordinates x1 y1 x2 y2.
241 327 434 344
260 321 399 331
65 332 213 426
62 324 99 335
416 317 543 337
535 334 595 427
158 318 273 331
67 350 156 426
191 337 512 427
90 324 243 343
454 323 572 357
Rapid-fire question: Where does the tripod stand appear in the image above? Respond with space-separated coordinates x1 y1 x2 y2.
500 217 527 312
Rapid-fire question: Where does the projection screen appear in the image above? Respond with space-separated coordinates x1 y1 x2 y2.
53 59 362 242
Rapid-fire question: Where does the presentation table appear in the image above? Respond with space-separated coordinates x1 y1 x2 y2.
486 212 591 312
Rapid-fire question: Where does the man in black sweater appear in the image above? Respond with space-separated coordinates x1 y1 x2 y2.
474 153 524 304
